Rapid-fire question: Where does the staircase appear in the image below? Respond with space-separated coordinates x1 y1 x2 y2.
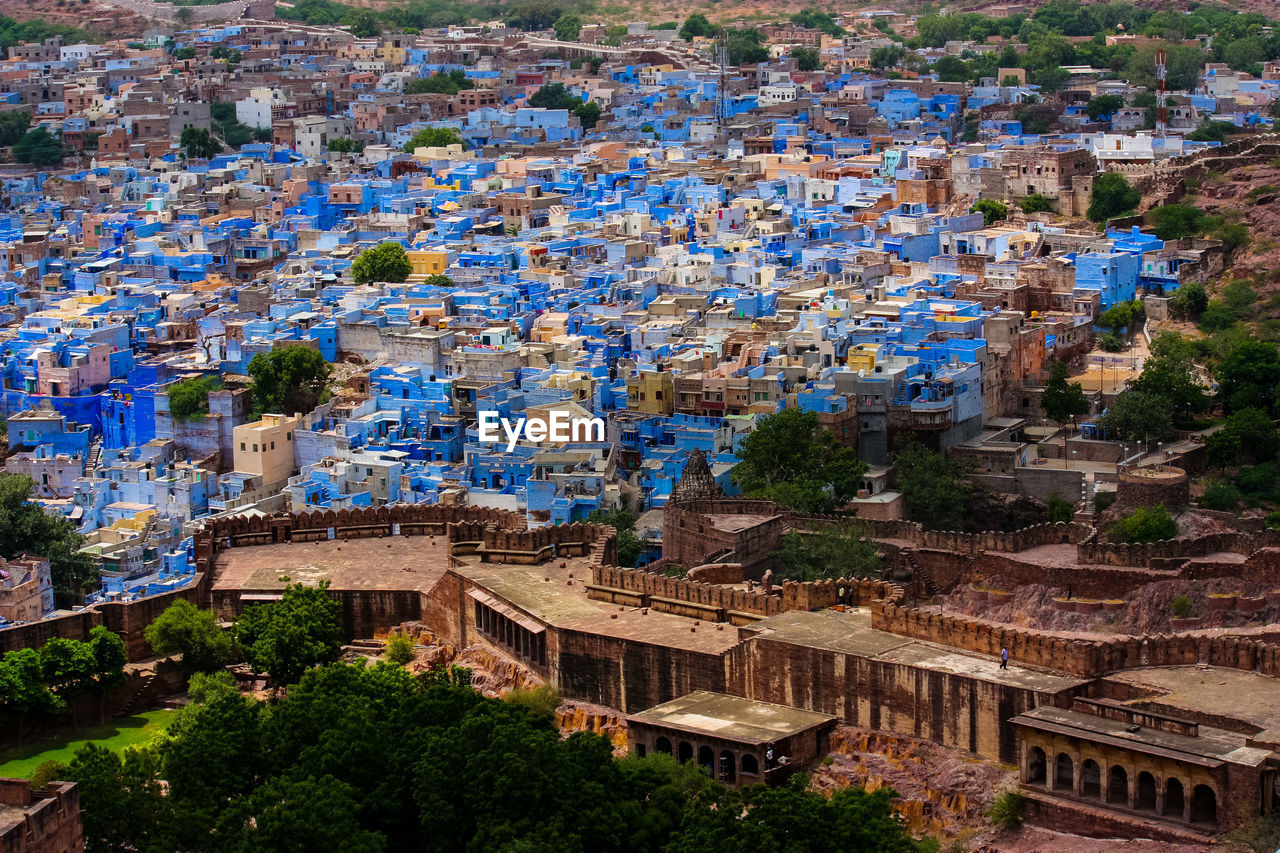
119 674 156 717
84 440 102 475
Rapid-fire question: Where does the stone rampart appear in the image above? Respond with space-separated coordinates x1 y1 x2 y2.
800 516 1090 555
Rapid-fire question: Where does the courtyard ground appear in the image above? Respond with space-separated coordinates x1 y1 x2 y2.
0 709 177 777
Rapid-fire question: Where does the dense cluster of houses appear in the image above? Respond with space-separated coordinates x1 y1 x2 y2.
0 13 1251 621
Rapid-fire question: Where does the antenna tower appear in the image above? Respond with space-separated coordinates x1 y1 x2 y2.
715 29 729 132
1156 48 1167 139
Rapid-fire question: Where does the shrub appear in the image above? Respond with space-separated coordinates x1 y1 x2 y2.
384 633 415 665
1266 510 1280 530
1199 480 1242 511
988 791 1024 830
504 684 561 719
1046 492 1074 523
1108 504 1178 543
1094 491 1117 513
1170 595 1192 618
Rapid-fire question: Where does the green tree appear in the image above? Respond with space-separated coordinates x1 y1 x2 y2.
236 582 342 687
1187 118 1234 142
528 82 580 110
1020 193 1052 213
679 12 715 40
726 28 769 65
1041 361 1089 425
770 521 881 581
1129 331 1208 417
327 137 363 153
348 9 382 37
1087 171 1140 223
1046 492 1074 523
505 0 561 31
732 408 867 514
1084 93 1124 120
423 273 455 288
553 13 582 41
0 473 96 602
870 45 905 70
172 45 196 59
246 344 332 418
892 439 971 531
405 69 473 96
586 506 648 567
1170 282 1209 320
216 772 386 852
62 744 172 853
402 126 463 152
180 127 222 160
1146 203 1204 241
144 599 236 673
0 648 63 744
792 47 821 71
0 110 31 147
1108 504 1178 542
971 198 1008 226
12 127 62 167
574 100 602 130
1098 390 1174 443
384 633 416 665
166 376 220 422
351 241 412 286
1217 339 1280 414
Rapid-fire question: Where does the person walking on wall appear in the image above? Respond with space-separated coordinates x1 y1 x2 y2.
1000 647 1009 670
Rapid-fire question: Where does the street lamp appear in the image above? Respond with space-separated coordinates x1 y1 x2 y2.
1072 450 1078 471
1158 441 1163 467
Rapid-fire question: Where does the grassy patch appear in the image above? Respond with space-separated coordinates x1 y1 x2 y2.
0 710 176 778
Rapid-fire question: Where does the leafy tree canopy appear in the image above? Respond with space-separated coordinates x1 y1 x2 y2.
771 522 881 582
144 599 237 673
1098 389 1174 443
236 581 342 687
1041 361 1090 425
732 408 866 514
12 127 62 167
893 439 973 531
971 198 1008 226
350 240 412 286
180 127 222 160
1087 171 1140 223
0 473 96 601
245 344 332 419
402 126 463 152
166 376 220 423
52 661 933 853
679 13 716 41
1108 504 1178 543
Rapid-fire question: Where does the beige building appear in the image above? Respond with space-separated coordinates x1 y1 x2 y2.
0 555 54 622
232 414 300 488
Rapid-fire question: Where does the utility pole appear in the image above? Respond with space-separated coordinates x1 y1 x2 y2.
1156 48 1167 140
716 29 730 133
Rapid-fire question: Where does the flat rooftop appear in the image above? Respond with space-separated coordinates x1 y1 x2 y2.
1106 665 1280 747
1013 706 1272 769
212 537 453 593
748 608 1088 694
454 558 741 654
628 690 836 744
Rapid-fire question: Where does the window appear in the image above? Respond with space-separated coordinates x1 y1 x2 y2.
270 441 275 450
253 444 259 452
240 442 246 451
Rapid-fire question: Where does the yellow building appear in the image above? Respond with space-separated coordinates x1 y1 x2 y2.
626 370 675 416
233 414 300 487
848 344 878 373
406 249 451 281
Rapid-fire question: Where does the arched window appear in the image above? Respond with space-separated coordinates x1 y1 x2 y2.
678 741 693 763
655 737 672 755
1081 759 1102 799
1190 784 1216 825
1135 772 1157 811
1107 766 1128 805
741 754 760 776
636 743 646 758
698 746 715 775
719 750 736 784
1054 753 1074 792
1026 747 1047 785
1164 778 1185 819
